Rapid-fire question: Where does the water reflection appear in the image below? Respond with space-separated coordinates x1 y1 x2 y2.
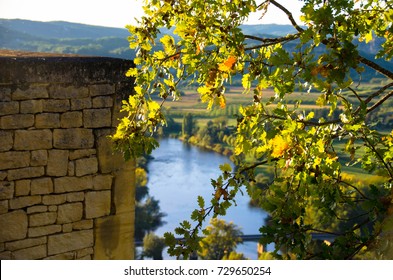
147 138 268 259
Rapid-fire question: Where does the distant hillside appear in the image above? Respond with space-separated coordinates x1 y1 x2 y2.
0 19 390 81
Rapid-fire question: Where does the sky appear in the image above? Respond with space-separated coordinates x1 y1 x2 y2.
0 0 303 28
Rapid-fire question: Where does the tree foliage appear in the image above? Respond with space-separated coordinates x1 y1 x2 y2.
112 0 393 259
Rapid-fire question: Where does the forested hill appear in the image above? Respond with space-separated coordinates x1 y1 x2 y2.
1 18 391 81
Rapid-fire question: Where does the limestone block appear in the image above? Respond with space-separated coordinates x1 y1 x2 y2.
85 191 111 219
48 205 57 212
35 113 60 128
89 84 115 97
78 254 91 260
97 136 125 173
60 111 83 128
14 130 52 150
71 97 92 110
0 131 13 152
12 244 47 259
9 195 41 210
0 251 12 260
77 247 94 259
75 157 98 177
12 85 49 100
49 85 89 99
27 205 48 214
0 151 30 170
0 87 11 101
30 150 48 166
42 99 70 113
42 194 66 205
0 114 34 129
0 200 8 214
46 150 69 177
31 177 53 195
47 229 93 255
66 192 84 202
29 212 57 227
28 225 62 238
92 96 113 108
67 161 75 176
69 149 96 160
54 176 93 193
20 100 43 114
0 181 14 200
57 202 83 224
15 180 31 196
53 128 94 149
83 108 111 128
0 210 28 242
0 101 19 116
93 174 113 190
72 219 93 230
7 166 45 181
62 223 73 233
5 236 46 251
0 171 6 180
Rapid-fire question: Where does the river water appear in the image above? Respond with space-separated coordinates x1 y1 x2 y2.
147 138 269 259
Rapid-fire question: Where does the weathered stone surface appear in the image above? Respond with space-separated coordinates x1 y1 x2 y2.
83 109 111 128
20 100 43 114
48 229 93 255
62 223 73 233
85 191 111 219
60 111 82 128
53 128 94 149
9 196 41 210
0 151 30 170
15 180 30 196
29 212 57 227
0 251 12 260
0 210 28 242
49 85 89 99
31 177 53 195
48 205 57 212
0 87 12 101
93 175 113 190
12 85 49 100
66 192 84 202
0 101 19 116
69 149 96 160
5 236 46 251
0 171 7 180
44 252 75 260
13 244 47 259
71 97 91 110
35 113 60 128
57 202 83 224
42 194 66 205
42 99 70 112
0 131 13 152
27 205 48 214
46 150 69 177
72 220 93 230
89 84 115 96
97 136 125 173
14 129 52 150
68 161 75 176
7 166 45 181
75 157 98 177
54 176 93 193
92 96 113 108
77 247 94 259
28 224 62 238
0 200 8 214
0 181 14 200
0 114 34 129
30 150 48 166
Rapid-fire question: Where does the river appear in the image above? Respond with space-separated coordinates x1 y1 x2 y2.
147 138 269 259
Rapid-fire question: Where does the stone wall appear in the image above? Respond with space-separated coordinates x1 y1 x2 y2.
0 51 136 260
